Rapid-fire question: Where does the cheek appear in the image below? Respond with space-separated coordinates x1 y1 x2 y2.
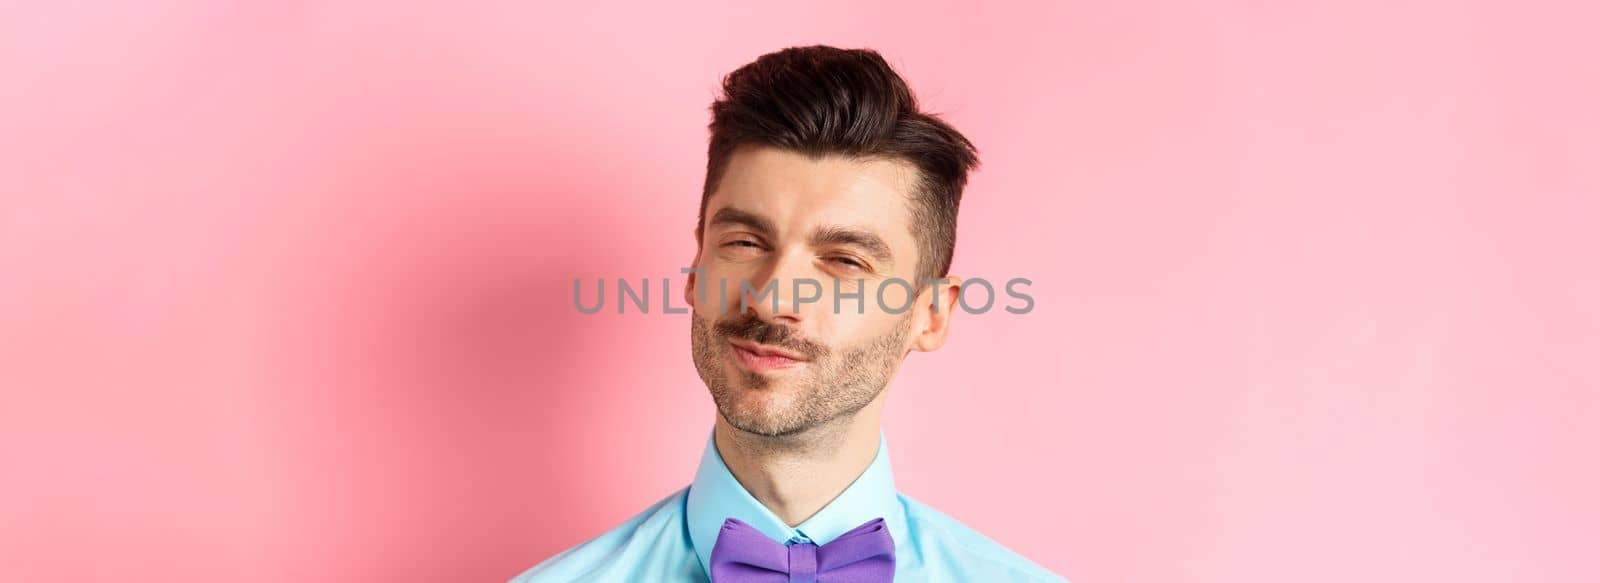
861 279 918 315
697 260 756 293
811 306 899 350
689 266 744 317
803 279 915 330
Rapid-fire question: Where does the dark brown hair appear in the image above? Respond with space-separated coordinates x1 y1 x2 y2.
698 45 980 282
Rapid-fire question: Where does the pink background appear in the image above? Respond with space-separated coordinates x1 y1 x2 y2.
2 1 1596 582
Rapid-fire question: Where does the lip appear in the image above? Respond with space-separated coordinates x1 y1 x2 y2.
728 339 808 373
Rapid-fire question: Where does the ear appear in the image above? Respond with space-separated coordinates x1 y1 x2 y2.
910 275 962 352
684 230 704 309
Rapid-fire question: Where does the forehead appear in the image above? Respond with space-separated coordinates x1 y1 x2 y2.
707 145 919 241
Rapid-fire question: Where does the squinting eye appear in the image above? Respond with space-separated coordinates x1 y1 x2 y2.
724 240 761 248
829 257 865 269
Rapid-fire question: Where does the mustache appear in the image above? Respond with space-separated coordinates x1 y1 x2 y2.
713 314 829 360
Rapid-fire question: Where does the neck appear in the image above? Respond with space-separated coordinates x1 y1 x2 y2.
713 397 886 527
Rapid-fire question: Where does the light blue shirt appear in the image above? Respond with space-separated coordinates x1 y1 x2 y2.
509 429 1067 582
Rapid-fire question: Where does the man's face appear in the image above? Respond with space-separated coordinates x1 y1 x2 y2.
688 146 926 438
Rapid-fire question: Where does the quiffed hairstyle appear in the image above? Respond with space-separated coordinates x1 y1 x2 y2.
698 45 980 282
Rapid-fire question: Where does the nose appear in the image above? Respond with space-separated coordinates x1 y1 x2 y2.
738 248 813 326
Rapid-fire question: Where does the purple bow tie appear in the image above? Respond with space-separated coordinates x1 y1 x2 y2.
708 517 895 582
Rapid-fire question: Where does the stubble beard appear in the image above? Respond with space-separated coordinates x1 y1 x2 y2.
690 310 912 439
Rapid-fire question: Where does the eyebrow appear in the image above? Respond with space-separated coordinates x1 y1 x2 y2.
810 225 895 267
708 207 776 235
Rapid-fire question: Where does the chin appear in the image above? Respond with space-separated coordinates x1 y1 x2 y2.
728 383 788 408
725 389 797 421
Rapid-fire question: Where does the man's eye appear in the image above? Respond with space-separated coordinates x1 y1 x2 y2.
724 240 761 249
829 256 865 269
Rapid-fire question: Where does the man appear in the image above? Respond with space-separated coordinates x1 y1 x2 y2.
511 45 1066 582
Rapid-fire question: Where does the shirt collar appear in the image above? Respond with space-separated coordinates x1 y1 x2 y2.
685 427 907 578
